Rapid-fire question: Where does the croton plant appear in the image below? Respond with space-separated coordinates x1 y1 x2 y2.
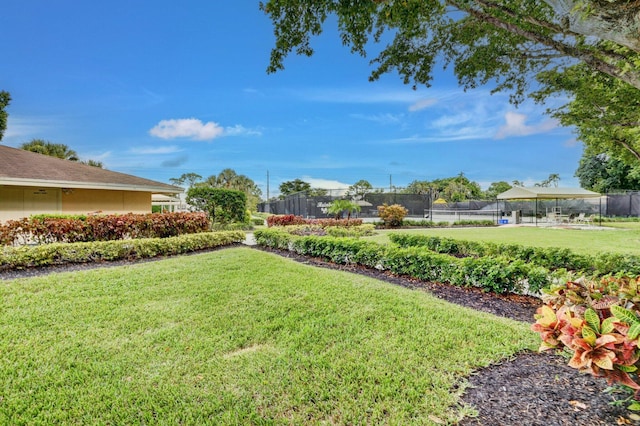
532 276 640 408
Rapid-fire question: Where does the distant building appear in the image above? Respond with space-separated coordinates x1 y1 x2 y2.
0 145 182 222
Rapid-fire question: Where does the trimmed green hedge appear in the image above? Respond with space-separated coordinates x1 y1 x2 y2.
389 233 640 276
0 231 245 271
254 229 553 295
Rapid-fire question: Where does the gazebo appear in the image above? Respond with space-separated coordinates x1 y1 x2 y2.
496 187 602 226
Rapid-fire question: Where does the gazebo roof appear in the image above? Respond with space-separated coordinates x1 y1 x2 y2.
496 186 601 200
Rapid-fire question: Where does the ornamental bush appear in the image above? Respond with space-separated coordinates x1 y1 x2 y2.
377 204 408 227
266 214 363 227
0 212 211 246
532 276 640 409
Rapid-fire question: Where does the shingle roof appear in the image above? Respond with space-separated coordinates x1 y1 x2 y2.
0 144 182 193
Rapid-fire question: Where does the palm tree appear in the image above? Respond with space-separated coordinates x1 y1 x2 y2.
327 199 361 220
20 139 79 161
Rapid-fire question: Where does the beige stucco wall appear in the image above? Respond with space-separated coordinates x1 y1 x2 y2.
0 186 151 222
0 186 62 222
61 189 151 215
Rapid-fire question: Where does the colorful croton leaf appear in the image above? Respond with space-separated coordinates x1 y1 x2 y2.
531 305 581 351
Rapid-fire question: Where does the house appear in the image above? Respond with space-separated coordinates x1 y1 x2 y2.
0 145 182 222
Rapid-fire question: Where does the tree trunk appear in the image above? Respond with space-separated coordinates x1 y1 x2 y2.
544 0 640 53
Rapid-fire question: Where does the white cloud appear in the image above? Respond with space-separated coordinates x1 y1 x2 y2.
408 98 437 112
224 125 262 137
149 118 225 141
129 146 182 155
350 113 404 125
495 112 558 139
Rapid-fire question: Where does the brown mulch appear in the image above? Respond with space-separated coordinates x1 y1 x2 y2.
1 244 638 425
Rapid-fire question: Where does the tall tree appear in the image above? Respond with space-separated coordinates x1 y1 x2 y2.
327 199 361 220
260 1 640 102
20 139 79 161
575 153 640 193
484 181 512 198
535 60 640 166
202 169 262 211
402 174 482 201
346 179 374 199
80 159 104 168
535 173 561 187
279 178 312 198
169 172 203 188
0 91 10 142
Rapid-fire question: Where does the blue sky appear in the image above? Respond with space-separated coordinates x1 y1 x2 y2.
1 1 581 196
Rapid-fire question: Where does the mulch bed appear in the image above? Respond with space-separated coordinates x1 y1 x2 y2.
2 244 638 425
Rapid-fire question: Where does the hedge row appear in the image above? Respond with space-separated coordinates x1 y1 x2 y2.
389 233 640 277
0 212 211 246
271 224 376 238
396 219 496 228
254 228 554 295
266 214 363 227
0 231 245 271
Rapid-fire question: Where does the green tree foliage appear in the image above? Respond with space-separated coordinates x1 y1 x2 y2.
0 91 10 141
260 1 640 103
575 153 640 193
327 199 361 220
169 172 203 188
20 139 79 161
19 139 104 167
535 173 561 188
535 60 640 166
403 173 482 201
186 186 247 224
346 179 374 199
80 159 104 168
484 181 512 198
279 178 312 198
202 169 262 211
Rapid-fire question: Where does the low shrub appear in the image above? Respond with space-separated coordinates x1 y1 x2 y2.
452 219 495 227
390 233 640 277
0 231 244 271
266 215 307 227
398 219 495 228
254 229 553 295
325 224 376 238
532 276 640 409
1 212 210 246
377 204 408 227
266 214 363 228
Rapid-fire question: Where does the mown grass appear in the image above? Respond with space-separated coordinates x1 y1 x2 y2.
1 247 536 425
365 226 640 255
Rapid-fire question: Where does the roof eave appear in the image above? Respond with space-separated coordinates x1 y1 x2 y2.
0 177 183 194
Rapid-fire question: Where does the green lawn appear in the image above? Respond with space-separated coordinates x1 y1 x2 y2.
365 226 640 255
1 247 536 425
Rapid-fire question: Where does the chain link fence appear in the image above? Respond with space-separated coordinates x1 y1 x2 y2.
258 189 640 222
